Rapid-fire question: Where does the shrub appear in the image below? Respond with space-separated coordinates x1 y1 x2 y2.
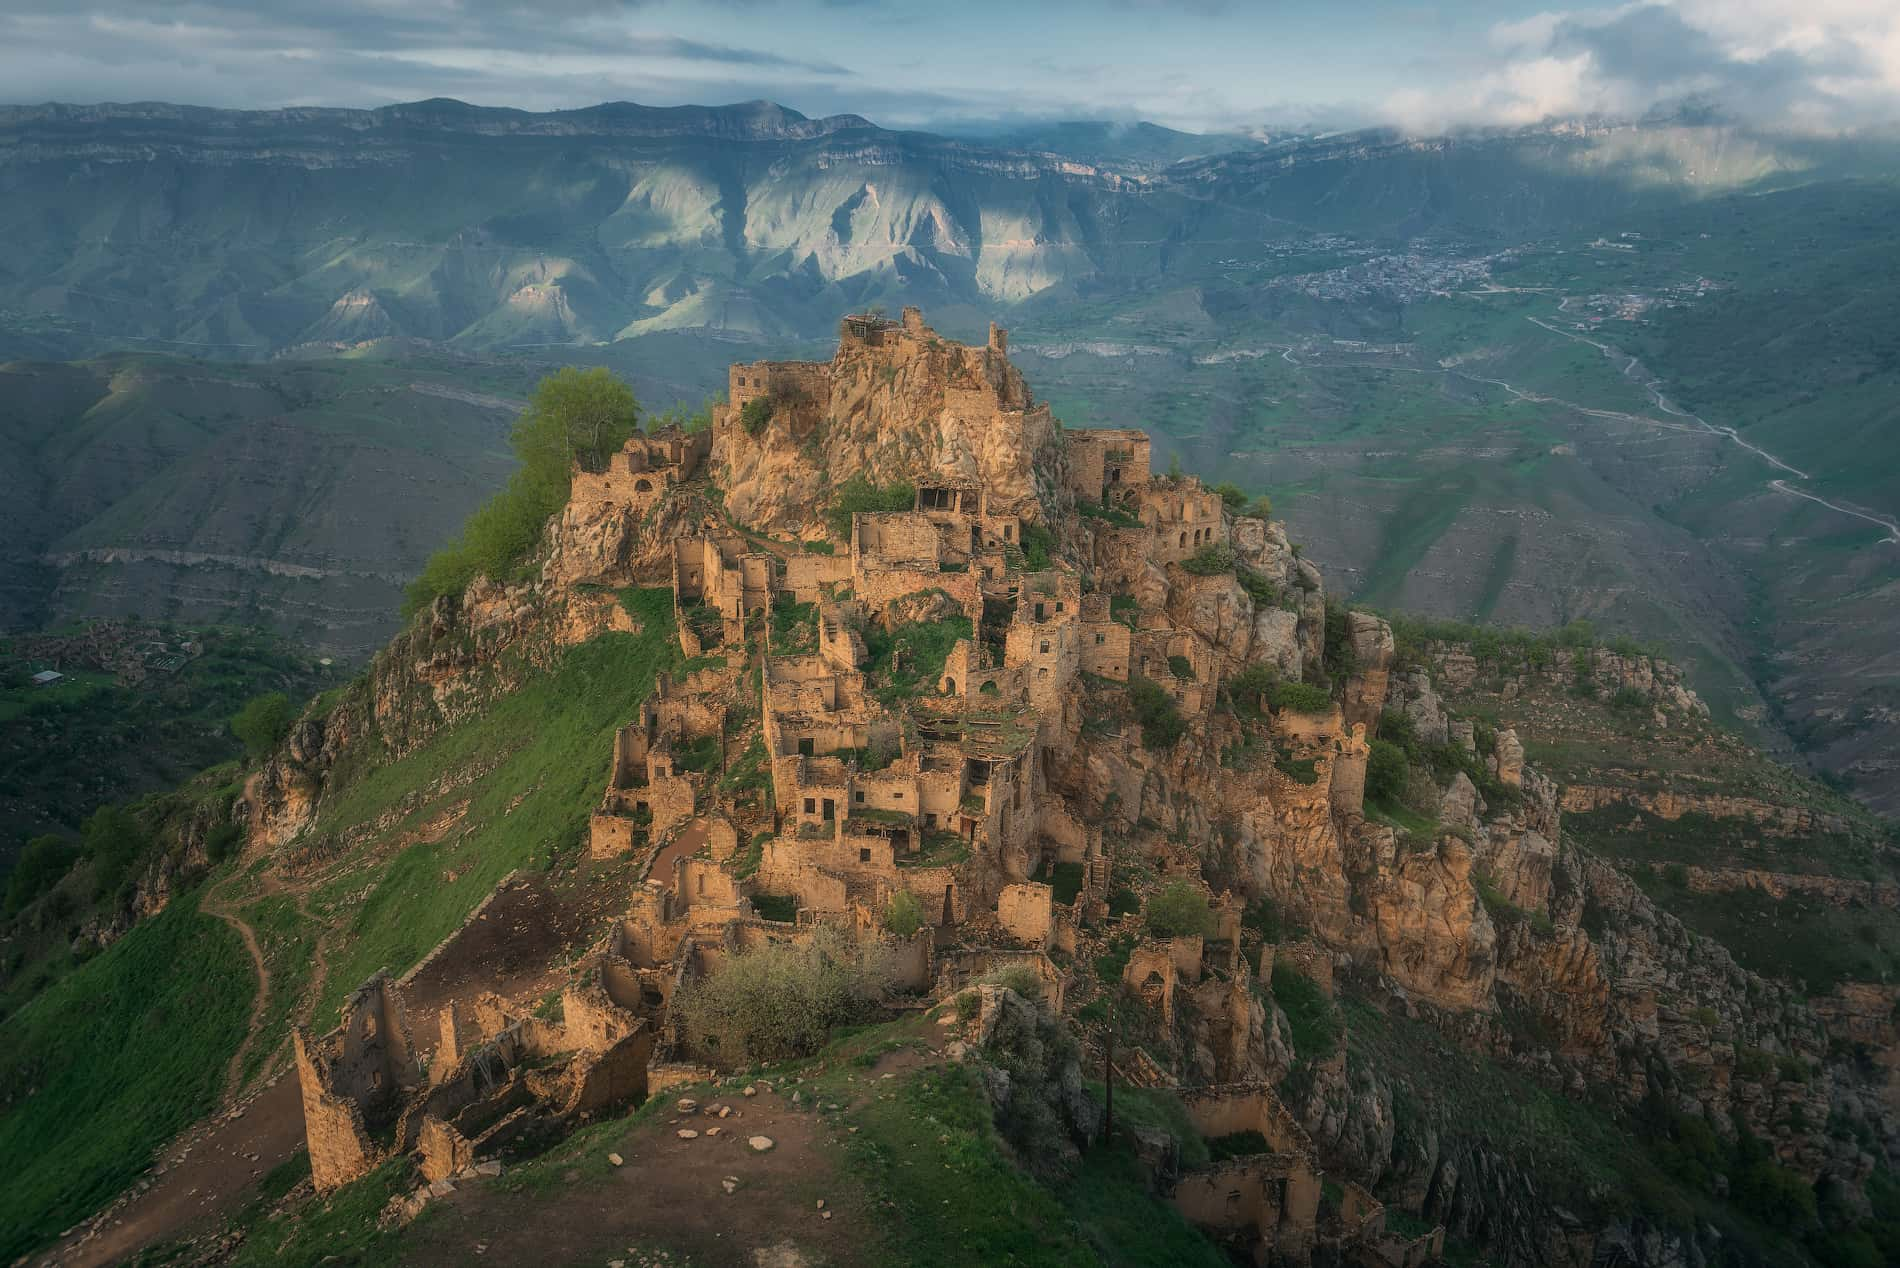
1179 543 1235 576
1018 520 1056 570
1167 653 1194 680
825 474 915 539
1145 880 1216 939
885 890 925 939
1269 680 1332 715
230 691 292 760
1236 569 1279 606
1244 494 1272 520
981 965 1044 1000
4 835 81 915
739 396 773 437
674 929 893 1065
1321 599 1357 682
1609 685 1649 714
1211 482 1249 512
1128 677 1187 749
1269 963 1340 1059
1365 739 1409 806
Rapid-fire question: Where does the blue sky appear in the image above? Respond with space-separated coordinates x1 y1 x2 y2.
5 1 1898 134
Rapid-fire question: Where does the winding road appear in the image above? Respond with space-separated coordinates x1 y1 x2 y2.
1522 312 1900 545
1275 304 1900 547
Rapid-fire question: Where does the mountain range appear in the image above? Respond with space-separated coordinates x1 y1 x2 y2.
1 97 1897 812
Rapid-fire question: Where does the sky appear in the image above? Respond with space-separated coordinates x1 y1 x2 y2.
4 0 1899 135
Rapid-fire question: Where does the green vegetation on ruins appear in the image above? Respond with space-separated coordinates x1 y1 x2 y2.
405 367 643 616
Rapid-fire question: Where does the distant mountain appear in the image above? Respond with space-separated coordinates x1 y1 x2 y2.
4 97 1899 809
1 99 1883 359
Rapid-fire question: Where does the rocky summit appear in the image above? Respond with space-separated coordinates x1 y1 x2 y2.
16 308 1892 1268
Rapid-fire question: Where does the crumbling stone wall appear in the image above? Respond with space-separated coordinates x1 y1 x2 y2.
997 882 1054 945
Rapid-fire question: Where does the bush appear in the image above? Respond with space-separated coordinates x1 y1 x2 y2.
1236 569 1279 606
1269 680 1332 715
1211 482 1249 512
981 965 1044 1000
674 928 893 1065
826 474 915 539
740 396 773 437
1321 599 1357 682
1018 520 1056 571
230 691 292 760
885 890 925 939
1366 739 1409 806
1128 677 1187 749
1179 543 1235 576
1270 963 1340 1059
1167 653 1194 680
1145 880 1216 939
4 834 81 915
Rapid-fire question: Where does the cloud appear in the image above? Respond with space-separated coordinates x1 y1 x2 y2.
1386 1 1900 133
0 0 850 111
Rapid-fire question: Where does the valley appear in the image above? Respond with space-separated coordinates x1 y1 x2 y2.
3 101 1890 809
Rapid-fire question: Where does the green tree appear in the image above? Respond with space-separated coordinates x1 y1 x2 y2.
230 692 293 760
405 368 642 615
4 835 81 915
885 890 925 939
1365 739 1409 806
1145 880 1216 939
512 366 641 493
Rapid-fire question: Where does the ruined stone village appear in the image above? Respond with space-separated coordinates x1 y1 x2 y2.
284 308 1446 1264
262 308 1868 1268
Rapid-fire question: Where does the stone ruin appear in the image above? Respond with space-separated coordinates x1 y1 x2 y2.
291 309 1449 1259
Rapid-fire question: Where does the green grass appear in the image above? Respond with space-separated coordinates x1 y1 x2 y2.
1268 963 1339 1061
862 610 972 706
235 893 321 1089
834 1056 1227 1267
0 890 253 1261
307 590 678 1026
225 1158 413 1267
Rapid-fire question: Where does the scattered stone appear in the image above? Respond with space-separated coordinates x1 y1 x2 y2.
608 1153 625 1167
749 1135 776 1152
742 1086 757 1098
474 1160 503 1178
428 1177 456 1198
816 1199 825 1209
707 1126 722 1137
717 1105 732 1118
722 1178 738 1194
677 1098 698 1112
677 1129 700 1139
822 1211 832 1221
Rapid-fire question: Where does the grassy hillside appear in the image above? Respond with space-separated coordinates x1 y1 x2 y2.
0 891 252 1261
0 589 681 1261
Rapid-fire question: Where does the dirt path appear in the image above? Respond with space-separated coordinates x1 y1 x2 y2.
200 889 272 1108
47 864 305 1268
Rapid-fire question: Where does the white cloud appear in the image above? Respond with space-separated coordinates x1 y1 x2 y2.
1386 0 1900 133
